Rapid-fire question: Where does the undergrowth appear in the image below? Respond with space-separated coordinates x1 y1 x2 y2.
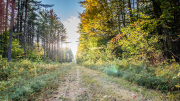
81 59 180 100
79 66 167 101
0 58 73 100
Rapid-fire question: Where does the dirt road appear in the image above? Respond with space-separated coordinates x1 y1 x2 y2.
47 66 83 101
46 66 162 101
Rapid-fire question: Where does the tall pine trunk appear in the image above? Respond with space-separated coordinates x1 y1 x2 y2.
31 24 34 48
48 42 50 62
19 0 24 45
17 0 20 40
37 30 39 50
3 0 9 58
24 0 28 59
128 0 133 22
60 37 63 64
54 43 56 61
57 31 59 62
5 0 8 32
43 39 45 62
51 43 54 60
8 0 15 62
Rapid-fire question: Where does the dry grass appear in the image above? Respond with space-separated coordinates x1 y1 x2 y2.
78 66 167 101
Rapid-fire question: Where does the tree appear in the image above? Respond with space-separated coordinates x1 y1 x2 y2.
1 0 67 63
8 0 15 62
23 0 29 59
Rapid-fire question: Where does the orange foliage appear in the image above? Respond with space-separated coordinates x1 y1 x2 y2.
130 20 139 28
110 33 124 43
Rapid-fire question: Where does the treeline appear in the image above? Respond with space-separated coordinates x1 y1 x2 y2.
76 0 180 99
0 0 74 62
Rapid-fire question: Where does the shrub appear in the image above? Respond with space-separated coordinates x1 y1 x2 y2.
0 57 10 81
27 43 44 61
11 39 24 59
0 61 73 100
82 59 180 93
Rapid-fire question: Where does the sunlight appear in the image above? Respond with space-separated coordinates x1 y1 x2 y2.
62 16 81 57
1 0 179 100
62 43 66 48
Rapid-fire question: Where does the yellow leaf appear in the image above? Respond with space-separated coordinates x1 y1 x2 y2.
178 72 180 76
175 85 180 88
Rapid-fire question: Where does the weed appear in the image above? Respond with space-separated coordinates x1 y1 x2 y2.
81 59 180 100
0 60 73 100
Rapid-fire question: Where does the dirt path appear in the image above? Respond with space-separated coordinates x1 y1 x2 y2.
47 66 82 101
46 66 161 101
79 67 146 101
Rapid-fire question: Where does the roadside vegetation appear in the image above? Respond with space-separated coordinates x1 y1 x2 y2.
80 60 179 100
0 0 74 100
76 0 180 100
78 66 168 101
0 58 73 100
1 0 180 100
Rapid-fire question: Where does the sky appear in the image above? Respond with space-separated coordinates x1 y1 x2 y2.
40 0 84 58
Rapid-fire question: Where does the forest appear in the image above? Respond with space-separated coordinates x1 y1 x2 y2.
76 0 180 99
0 0 180 100
0 0 74 100
0 0 74 62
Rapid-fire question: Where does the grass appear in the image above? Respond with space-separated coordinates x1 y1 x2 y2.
78 66 172 101
81 60 180 101
58 96 69 101
77 67 125 101
98 71 165 100
0 59 74 101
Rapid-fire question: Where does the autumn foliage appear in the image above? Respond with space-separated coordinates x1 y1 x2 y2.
76 0 180 99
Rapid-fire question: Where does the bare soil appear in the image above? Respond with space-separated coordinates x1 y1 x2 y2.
46 66 85 101
45 66 159 101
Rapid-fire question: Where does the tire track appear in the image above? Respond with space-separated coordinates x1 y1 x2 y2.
47 66 81 101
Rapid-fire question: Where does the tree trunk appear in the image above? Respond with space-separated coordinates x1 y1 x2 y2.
8 0 15 62
17 0 20 40
128 0 133 22
24 0 28 59
46 39 48 61
48 42 50 62
3 0 9 58
57 32 59 62
5 0 8 32
27 28 30 49
61 44 63 64
137 0 139 19
65 48 67 62
31 34 34 48
31 24 34 48
54 45 56 61
37 30 39 50
123 0 125 27
44 39 45 62
52 44 53 61
19 0 24 45
151 0 166 61
0 1 5 33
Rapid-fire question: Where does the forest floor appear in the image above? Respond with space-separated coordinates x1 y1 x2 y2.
44 65 166 101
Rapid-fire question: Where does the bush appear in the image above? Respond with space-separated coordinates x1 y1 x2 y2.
0 61 73 100
82 59 180 93
27 44 44 61
11 39 24 59
0 56 11 81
